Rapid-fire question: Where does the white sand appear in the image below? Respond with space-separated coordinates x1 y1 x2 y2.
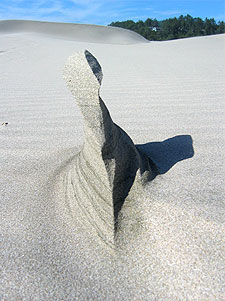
0 20 224 300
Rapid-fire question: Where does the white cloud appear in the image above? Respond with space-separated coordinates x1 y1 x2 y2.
155 10 183 16
0 0 118 23
0 0 223 24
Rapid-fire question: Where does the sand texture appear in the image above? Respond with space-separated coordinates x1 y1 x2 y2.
63 50 154 247
0 20 225 300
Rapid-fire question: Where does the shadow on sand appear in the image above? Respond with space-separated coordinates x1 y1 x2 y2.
136 135 194 176
115 135 194 229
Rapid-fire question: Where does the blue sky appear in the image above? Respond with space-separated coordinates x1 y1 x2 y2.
0 0 224 25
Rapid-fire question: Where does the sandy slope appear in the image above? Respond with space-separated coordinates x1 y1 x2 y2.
0 20 147 44
0 20 224 300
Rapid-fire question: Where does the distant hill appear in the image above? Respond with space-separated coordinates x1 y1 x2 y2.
0 20 147 44
109 14 225 41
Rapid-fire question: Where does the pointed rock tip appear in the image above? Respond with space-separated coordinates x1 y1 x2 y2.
84 50 103 85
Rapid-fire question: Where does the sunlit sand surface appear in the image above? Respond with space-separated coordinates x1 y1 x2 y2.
0 20 224 300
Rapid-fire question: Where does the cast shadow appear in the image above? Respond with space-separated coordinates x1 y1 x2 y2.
113 135 194 230
136 135 194 176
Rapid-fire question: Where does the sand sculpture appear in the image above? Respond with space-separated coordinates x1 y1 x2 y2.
63 50 154 246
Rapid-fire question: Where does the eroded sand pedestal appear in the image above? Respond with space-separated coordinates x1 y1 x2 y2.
63 50 154 246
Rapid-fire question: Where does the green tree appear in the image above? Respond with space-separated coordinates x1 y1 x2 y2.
204 18 217 35
145 18 153 27
217 21 225 33
108 15 225 41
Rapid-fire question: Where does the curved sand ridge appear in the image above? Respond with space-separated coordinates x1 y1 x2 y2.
62 50 154 246
0 20 147 44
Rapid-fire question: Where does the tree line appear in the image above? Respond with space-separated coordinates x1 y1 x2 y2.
109 15 225 41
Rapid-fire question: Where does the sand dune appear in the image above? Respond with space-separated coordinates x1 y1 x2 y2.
0 20 224 300
0 20 147 44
